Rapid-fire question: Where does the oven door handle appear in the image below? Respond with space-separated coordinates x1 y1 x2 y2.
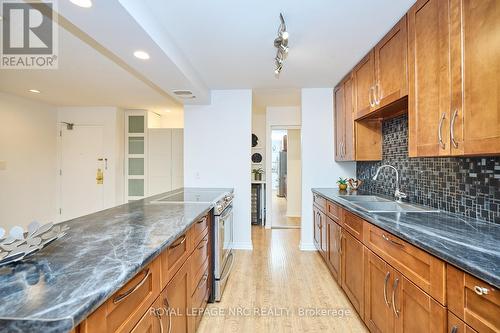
219 251 235 283
218 206 233 221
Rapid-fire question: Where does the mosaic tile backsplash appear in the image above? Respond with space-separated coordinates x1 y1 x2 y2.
356 114 500 223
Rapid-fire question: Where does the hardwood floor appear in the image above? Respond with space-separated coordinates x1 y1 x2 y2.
198 226 368 333
272 191 301 228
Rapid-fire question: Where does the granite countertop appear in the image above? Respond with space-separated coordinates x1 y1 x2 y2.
312 188 500 289
0 187 233 333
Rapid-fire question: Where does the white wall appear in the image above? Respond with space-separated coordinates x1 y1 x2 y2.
184 90 252 249
148 111 184 128
265 106 301 227
286 129 301 217
58 107 125 208
300 88 356 250
0 93 58 230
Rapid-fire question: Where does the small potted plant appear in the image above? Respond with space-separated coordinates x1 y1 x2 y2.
337 177 348 191
252 168 264 181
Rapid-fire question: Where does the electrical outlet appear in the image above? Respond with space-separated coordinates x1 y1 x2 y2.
0 161 6 170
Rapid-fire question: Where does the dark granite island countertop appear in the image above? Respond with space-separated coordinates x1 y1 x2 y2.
312 188 500 289
0 188 233 333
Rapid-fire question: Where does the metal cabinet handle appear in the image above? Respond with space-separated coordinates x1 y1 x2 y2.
197 238 208 250
340 142 344 158
155 309 164 333
474 285 489 295
113 268 150 304
450 326 458 333
438 112 446 149
375 83 381 105
392 278 400 317
198 274 208 289
383 271 391 307
369 86 376 107
164 296 172 333
451 109 459 148
169 235 186 250
197 217 207 224
382 234 404 248
220 252 235 283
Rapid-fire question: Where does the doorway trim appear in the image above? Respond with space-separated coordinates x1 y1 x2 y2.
265 125 301 229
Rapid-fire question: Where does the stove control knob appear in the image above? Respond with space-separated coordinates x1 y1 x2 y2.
216 204 224 212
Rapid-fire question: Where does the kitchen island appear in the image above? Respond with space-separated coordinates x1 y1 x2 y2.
0 188 233 333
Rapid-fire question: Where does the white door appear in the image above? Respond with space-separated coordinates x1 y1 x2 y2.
60 125 105 221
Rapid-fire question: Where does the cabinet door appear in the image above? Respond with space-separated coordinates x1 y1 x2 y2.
326 217 341 281
343 76 355 161
374 16 408 110
353 51 375 119
341 230 364 319
131 298 163 333
364 248 394 333
334 84 346 161
320 210 327 257
313 206 321 251
392 272 446 333
450 0 500 155
408 0 452 157
162 261 190 333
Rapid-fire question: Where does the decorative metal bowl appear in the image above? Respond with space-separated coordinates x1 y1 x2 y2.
0 222 69 267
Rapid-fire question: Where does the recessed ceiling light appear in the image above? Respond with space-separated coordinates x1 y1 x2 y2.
134 50 150 60
28 89 41 94
70 0 92 8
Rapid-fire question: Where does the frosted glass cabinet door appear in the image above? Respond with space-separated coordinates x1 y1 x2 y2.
128 116 145 133
128 158 144 175
128 179 144 196
128 137 144 154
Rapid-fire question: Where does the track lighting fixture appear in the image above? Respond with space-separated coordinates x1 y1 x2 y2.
273 13 289 77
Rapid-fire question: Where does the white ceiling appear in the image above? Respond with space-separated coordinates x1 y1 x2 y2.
141 0 415 89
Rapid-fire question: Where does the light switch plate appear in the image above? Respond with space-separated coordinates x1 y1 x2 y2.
0 161 6 170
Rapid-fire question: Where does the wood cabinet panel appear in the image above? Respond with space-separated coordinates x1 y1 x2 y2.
447 265 500 333
353 52 376 119
326 216 342 282
343 76 355 161
160 232 191 289
342 211 364 241
374 16 408 110
448 311 478 333
313 205 321 251
341 230 364 319
313 193 326 212
162 260 191 333
334 84 345 161
130 297 163 333
364 248 394 333
450 0 500 156
83 259 161 333
393 272 446 333
364 223 445 304
408 0 452 157
190 229 209 292
326 200 342 223
355 120 382 161
190 215 209 250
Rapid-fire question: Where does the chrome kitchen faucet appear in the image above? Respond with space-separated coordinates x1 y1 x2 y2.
372 164 407 203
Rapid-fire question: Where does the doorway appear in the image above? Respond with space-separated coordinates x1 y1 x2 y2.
59 124 106 221
269 128 301 228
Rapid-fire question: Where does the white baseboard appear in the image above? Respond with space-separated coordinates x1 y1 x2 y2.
299 242 317 251
233 242 253 250
286 213 301 218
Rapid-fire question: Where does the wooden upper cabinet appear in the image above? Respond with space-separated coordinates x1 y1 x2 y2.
373 15 408 110
450 0 500 156
408 0 452 157
334 84 345 161
353 52 376 119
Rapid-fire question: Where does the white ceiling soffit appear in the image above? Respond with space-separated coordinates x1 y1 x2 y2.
56 0 210 105
0 26 182 112
140 0 415 89
253 88 301 112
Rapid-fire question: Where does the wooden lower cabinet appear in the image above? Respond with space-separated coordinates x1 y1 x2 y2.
162 260 191 333
341 229 364 318
448 311 478 333
364 248 394 333
131 298 163 333
313 204 327 258
313 205 321 251
326 217 342 281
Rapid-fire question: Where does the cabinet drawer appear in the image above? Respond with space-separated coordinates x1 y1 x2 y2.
83 259 161 333
192 264 209 309
191 214 209 249
447 265 499 333
190 229 209 290
161 232 191 288
448 310 478 333
326 200 342 223
363 223 445 304
313 193 326 212
343 211 364 241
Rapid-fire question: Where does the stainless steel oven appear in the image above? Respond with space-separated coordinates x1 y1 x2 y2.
212 194 234 302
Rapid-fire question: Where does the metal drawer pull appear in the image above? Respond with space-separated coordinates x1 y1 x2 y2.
383 271 391 307
392 278 400 317
220 252 235 283
474 285 489 295
113 268 150 304
198 274 208 289
197 238 208 250
155 309 164 333
438 112 446 149
369 86 376 107
382 234 404 248
450 326 458 333
164 296 172 333
375 83 381 105
169 235 186 250
197 218 206 224
451 109 459 148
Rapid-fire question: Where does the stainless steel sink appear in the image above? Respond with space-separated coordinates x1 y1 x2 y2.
350 201 439 213
340 195 390 202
